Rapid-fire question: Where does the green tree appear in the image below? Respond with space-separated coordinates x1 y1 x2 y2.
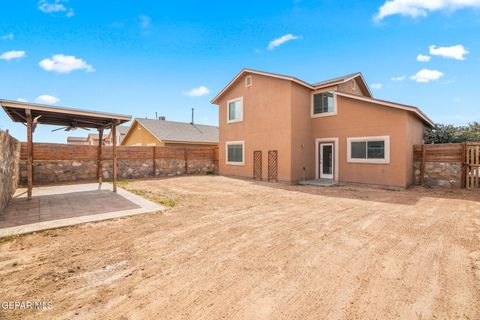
424 122 480 144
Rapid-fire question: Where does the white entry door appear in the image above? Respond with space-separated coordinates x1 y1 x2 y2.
319 143 334 179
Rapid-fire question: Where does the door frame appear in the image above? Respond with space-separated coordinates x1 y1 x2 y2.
315 137 339 181
319 142 334 179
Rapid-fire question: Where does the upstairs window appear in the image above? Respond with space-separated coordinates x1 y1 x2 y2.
227 97 243 123
312 91 335 117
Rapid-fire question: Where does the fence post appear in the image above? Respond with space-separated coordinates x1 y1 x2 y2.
461 142 466 188
184 148 188 175
420 144 426 186
152 146 156 177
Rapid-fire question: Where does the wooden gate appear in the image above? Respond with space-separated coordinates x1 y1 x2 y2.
268 150 278 182
253 151 262 180
465 143 480 189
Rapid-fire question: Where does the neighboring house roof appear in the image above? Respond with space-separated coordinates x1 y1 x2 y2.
211 68 372 104
116 125 129 135
67 136 87 142
87 133 99 140
127 118 219 144
105 125 129 140
335 92 434 127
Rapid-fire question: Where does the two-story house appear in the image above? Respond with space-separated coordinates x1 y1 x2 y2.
212 69 434 188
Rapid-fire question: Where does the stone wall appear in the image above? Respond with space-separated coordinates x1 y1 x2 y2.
0 130 21 211
20 158 216 184
413 161 463 188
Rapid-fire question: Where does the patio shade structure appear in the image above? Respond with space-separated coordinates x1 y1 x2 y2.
0 99 131 199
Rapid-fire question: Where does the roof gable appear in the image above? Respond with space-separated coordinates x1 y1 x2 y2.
125 118 219 144
211 69 372 104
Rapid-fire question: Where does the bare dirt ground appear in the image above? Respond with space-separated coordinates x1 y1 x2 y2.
1 176 480 320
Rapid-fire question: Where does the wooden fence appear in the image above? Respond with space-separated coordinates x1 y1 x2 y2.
20 143 218 162
414 142 480 189
19 143 219 184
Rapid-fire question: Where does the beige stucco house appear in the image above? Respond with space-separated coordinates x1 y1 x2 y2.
212 69 434 188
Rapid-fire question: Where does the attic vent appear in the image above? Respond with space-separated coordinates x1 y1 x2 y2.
351 79 356 91
245 75 252 87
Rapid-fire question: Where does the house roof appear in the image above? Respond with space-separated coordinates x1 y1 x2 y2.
312 72 361 87
130 118 219 144
116 125 129 135
87 133 99 140
335 92 435 127
67 136 87 142
211 68 372 104
106 125 129 139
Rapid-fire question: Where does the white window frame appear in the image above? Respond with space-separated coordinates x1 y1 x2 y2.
311 91 337 118
347 136 390 164
225 140 245 166
227 97 243 124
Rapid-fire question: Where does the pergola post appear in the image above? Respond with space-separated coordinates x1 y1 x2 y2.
26 109 33 199
112 122 117 192
97 128 104 189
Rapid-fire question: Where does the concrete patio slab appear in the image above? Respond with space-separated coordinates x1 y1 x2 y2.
0 183 164 237
299 179 338 187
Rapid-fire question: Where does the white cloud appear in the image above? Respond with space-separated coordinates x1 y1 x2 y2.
416 54 431 62
184 86 210 97
39 54 95 73
374 0 480 21
35 95 60 105
1 33 14 40
139 15 151 29
429 44 469 60
38 0 74 17
0 50 26 61
17 98 28 102
410 69 444 83
370 83 383 90
267 34 301 50
391 75 406 81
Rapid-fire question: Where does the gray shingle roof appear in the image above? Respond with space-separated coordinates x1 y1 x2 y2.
116 125 129 135
311 72 361 87
136 118 218 144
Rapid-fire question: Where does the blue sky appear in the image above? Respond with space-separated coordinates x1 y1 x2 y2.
0 0 479 142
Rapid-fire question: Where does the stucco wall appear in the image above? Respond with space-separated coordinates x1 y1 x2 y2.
405 114 426 186
308 95 421 188
121 122 163 146
217 72 293 181
337 79 368 97
0 130 21 211
290 82 315 181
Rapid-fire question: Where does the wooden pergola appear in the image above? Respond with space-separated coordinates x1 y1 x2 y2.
0 99 131 199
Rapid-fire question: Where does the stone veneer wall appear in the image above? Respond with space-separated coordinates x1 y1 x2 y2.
413 161 463 188
19 144 217 185
0 130 21 211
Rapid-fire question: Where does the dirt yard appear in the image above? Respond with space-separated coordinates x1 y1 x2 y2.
1 176 480 320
